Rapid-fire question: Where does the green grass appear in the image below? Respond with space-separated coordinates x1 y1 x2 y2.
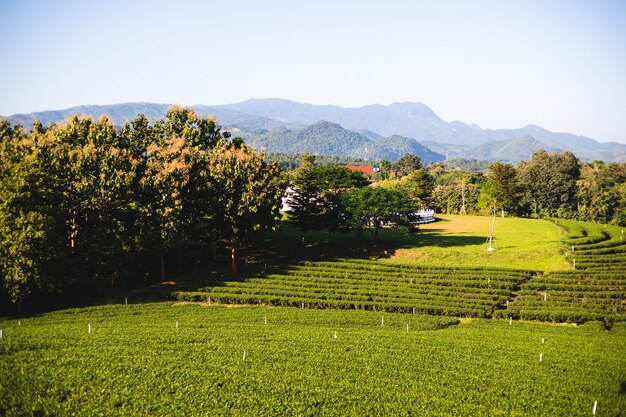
381 215 569 271
1 303 625 416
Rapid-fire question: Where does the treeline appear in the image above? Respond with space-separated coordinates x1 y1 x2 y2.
427 152 626 224
265 152 372 171
286 151 626 230
0 108 284 310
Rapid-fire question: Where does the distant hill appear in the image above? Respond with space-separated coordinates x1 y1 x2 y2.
6 102 294 132
240 121 445 163
4 99 626 162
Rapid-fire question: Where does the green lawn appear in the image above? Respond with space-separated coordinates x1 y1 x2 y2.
381 215 569 271
1 303 624 416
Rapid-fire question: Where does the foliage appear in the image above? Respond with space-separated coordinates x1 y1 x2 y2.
205 141 285 275
517 150 580 218
479 162 521 215
287 156 368 234
576 161 626 225
341 187 418 241
392 153 423 176
0 109 284 307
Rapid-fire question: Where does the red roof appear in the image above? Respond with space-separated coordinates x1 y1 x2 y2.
344 165 375 173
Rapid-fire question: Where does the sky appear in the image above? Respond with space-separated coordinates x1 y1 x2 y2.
1 0 625 143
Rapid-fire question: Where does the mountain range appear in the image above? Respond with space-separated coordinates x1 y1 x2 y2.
4 99 626 163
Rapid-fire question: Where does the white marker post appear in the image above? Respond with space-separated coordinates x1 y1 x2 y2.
406 324 409 332
0 329 2 339
301 301 305 309
540 352 543 362
264 315 267 325
125 297 128 305
488 277 490 286
88 324 91 334
175 321 179 329
541 338 545 345
18 321 20 327
573 259 576 270
592 400 597 415
381 316 384 327
243 351 246 361
410 277 413 284
333 331 337 339
543 292 547 302
413 307 416 314
509 316 512 325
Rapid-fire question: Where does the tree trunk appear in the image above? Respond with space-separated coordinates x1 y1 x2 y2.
160 255 166 282
212 232 217 261
231 238 238 276
16 300 22 315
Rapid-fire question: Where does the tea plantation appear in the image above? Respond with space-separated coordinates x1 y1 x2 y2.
1 304 625 416
1 216 625 416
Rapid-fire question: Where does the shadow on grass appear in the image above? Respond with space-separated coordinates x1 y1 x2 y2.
199 223 486 288
3 221 486 317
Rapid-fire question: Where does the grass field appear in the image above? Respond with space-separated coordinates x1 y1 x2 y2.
1 303 625 416
382 215 569 271
2 215 624 416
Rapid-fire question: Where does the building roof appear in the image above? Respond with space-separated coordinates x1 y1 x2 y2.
344 165 375 173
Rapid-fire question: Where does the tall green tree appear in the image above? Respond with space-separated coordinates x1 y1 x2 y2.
287 156 368 235
138 136 195 281
341 187 418 241
205 141 285 275
518 150 580 218
577 161 626 225
392 153 423 176
480 162 521 216
0 125 60 310
402 169 434 207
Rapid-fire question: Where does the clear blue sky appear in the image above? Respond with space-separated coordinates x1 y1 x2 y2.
1 0 625 143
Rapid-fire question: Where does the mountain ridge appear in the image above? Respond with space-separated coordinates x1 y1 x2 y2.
3 100 625 163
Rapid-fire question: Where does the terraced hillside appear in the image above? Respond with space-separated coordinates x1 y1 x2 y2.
175 218 625 324
498 220 626 323
175 259 532 318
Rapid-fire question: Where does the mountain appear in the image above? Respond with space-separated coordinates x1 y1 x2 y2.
6 102 294 132
4 99 626 162
240 121 445 162
218 99 626 160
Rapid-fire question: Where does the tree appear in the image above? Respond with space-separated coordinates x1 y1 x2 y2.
402 169 434 207
205 141 285 275
341 187 418 241
0 126 60 310
480 162 521 216
287 156 368 235
518 150 580 218
577 161 626 225
392 153 423 176
138 136 195 281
